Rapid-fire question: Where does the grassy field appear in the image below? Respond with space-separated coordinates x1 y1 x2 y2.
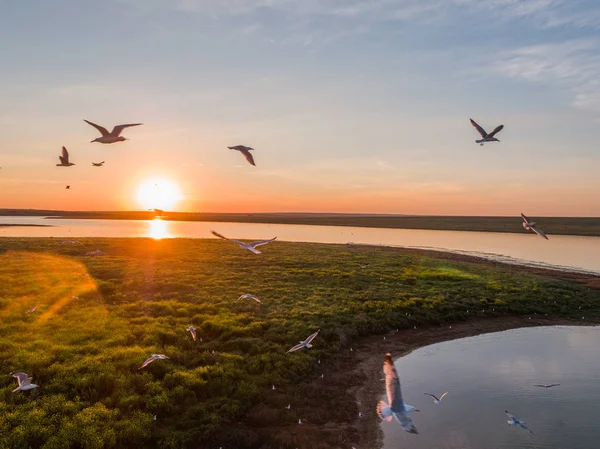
3 210 600 236
0 238 599 448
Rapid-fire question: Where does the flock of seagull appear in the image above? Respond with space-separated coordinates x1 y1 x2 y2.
9 115 555 447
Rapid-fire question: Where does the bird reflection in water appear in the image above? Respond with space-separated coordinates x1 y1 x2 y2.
148 218 172 240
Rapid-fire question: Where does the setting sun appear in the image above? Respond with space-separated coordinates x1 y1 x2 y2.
136 178 182 211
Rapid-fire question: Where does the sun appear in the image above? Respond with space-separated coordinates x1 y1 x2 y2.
137 178 182 211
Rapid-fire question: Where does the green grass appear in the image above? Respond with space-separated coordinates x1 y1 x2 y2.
0 238 599 448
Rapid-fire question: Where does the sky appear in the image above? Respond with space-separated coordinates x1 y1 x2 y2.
1 0 600 216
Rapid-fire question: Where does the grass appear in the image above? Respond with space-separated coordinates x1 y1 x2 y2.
0 238 599 448
3 209 600 236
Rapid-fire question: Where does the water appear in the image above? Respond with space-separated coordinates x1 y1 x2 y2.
1 216 600 274
381 326 600 449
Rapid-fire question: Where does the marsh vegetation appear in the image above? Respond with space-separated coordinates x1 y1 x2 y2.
0 238 598 448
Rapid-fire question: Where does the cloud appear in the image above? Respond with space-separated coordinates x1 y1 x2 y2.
488 39 600 113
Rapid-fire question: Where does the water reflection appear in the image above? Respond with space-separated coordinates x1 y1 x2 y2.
382 326 600 449
148 218 172 240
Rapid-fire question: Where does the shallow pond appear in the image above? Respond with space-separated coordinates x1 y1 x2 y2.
381 326 600 449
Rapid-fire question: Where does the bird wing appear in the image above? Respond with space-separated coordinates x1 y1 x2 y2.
84 119 110 136
439 391 448 401
505 410 517 421
288 342 305 352
248 237 277 248
534 384 547 387
240 148 256 166
549 384 560 387
487 124 504 138
424 393 439 401
61 146 70 164
393 411 418 434
139 356 155 369
519 422 533 434
211 230 246 246
521 213 529 223
12 372 29 386
112 123 142 136
470 119 487 137
531 225 549 240
383 353 406 412
304 330 320 345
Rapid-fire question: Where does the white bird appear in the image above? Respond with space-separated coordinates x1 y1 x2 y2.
470 118 504 146
139 354 169 369
424 392 448 404
84 120 142 143
505 410 533 434
534 384 560 389
11 372 38 392
211 231 276 254
358 264 369 269
377 353 419 434
286 404 291 410
521 213 549 240
298 419 302 425
186 326 197 341
358 412 364 418
288 330 320 353
272 384 276 391
228 145 256 166
26 305 38 313
320 374 324 379
238 294 262 303
92 161 105 167
56 146 75 166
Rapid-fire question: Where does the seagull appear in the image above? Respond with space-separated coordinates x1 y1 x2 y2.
26 305 38 314
424 392 448 404
521 213 549 240
272 384 276 391
186 326 197 341
11 372 38 392
505 410 533 434
377 353 419 434
534 384 560 389
470 118 504 146
286 404 291 410
298 419 303 425
150 208 164 216
238 294 262 303
358 412 365 418
211 231 276 254
65 185 70 189
288 330 320 353
92 161 105 167
56 146 75 166
228 145 256 166
138 354 169 369
84 120 142 143
358 264 370 269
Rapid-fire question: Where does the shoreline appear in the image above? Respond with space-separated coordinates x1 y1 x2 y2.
347 316 596 449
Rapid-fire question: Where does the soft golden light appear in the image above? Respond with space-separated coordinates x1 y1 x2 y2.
136 178 182 211
148 218 171 240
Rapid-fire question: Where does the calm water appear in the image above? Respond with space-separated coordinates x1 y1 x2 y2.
382 326 600 449
1 216 600 274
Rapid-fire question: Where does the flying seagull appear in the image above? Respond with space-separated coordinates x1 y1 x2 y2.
139 354 169 369
521 213 549 240
470 118 504 146
228 145 256 166
377 353 419 434
505 410 533 434
211 230 276 254
288 329 320 353
65 185 70 190
10 372 38 392
84 119 142 143
186 326 197 341
238 294 262 303
424 392 448 404
92 161 105 167
26 305 38 314
534 384 560 389
56 146 75 166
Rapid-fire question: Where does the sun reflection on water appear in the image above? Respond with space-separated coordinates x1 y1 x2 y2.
148 218 172 240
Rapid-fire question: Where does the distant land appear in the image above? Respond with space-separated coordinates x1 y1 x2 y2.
2 209 600 237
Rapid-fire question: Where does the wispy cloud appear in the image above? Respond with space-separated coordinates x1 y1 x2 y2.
488 39 600 113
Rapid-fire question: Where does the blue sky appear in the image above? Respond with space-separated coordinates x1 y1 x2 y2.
1 0 599 215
